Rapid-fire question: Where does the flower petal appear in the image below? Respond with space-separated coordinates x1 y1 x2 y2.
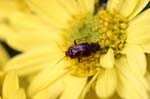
146 54 150 72
84 90 99 99
127 9 150 53
5 30 61 51
0 44 10 67
100 48 114 68
95 68 117 98
115 56 149 99
33 79 64 99
83 0 96 14
4 12 62 51
107 0 123 12
126 9 150 28
117 73 149 99
8 12 59 32
2 71 19 99
77 0 96 13
127 26 150 53
27 58 69 97
32 88 49 99
25 0 71 29
60 75 87 99
119 0 139 18
0 0 29 18
128 0 149 20
58 0 82 15
146 73 150 90
0 24 15 41
0 72 4 86
123 44 146 76
12 88 26 99
4 45 64 76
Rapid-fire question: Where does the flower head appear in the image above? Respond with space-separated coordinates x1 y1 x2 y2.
1 0 150 99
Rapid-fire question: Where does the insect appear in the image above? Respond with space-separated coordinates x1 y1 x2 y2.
65 40 100 62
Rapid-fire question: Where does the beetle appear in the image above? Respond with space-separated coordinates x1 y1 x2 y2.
65 40 100 62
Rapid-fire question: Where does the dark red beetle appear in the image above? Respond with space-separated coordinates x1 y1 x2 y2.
65 40 100 62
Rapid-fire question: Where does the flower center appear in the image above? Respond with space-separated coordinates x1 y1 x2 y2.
97 10 128 57
63 9 128 77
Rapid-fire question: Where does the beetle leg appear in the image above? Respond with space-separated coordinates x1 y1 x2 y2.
78 57 80 62
78 55 83 62
78 57 82 62
74 40 77 45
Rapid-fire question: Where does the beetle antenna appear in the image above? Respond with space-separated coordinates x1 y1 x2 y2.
55 41 65 53
51 56 66 69
55 56 66 66
74 36 89 45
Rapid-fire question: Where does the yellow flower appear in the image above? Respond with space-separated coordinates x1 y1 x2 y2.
1 0 150 99
1 71 26 99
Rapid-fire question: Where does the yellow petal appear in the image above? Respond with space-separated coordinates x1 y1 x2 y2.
0 44 10 67
33 79 64 99
100 48 114 68
117 73 149 99
28 59 69 97
0 24 15 41
115 56 149 99
58 0 81 15
4 45 64 76
2 71 19 99
2 12 63 52
123 44 146 76
77 0 96 13
33 88 49 99
25 0 71 29
107 0 123 12
77 0 88 13
47 80 64 99
127 9 150 53
127 9 150 31
84 90 99 99
119 0 139 18
127 25 150 53
8 12 59 32
0 71 5 86
6 30 61 51
146 73 150 90
0 0 29 18
11 88 26 99
60 75 87 99
79 71 100 99
82 0 95 14
95 68 117 98
147 54 150 73
4 12 62 51
128 0 149 20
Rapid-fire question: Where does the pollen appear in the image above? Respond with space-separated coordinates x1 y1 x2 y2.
63 9 128 77
96 10 128 57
